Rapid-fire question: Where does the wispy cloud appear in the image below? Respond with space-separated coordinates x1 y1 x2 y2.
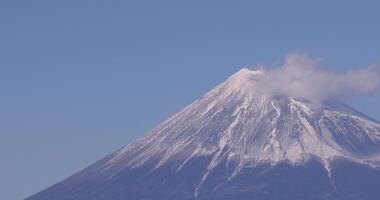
256 53 380 102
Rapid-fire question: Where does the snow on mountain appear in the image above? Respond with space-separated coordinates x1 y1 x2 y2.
104 68 380 176
26 68 380 200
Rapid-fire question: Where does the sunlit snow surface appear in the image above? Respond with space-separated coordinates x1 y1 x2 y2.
26 68 380 200
106 68 380 179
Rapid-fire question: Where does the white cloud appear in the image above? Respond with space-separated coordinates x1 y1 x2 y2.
256 53 380 102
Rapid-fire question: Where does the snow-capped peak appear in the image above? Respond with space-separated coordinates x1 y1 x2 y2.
104 68 380 177
229 68 265 78
222 68 265 93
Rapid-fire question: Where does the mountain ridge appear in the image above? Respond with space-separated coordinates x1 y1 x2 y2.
26 68 380 200
105 68 380 171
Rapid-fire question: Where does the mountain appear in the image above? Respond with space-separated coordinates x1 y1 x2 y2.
26 68 380 200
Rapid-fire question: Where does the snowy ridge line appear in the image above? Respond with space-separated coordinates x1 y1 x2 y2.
102 68 380 178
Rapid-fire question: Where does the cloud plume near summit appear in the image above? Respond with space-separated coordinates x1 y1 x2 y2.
256 53 380 102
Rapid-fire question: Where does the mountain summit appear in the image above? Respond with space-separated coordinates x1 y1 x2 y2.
27 68 380 200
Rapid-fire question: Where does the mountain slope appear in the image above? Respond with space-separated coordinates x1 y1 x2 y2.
26 68 380 200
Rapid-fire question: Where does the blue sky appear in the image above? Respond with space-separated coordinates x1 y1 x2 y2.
1 1 380 200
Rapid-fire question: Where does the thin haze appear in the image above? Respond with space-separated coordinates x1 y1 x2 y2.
257 53 380 102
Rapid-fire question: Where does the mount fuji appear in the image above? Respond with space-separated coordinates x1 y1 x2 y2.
26 68 380 200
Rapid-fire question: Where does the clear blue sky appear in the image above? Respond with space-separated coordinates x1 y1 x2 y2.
1 1 380 200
